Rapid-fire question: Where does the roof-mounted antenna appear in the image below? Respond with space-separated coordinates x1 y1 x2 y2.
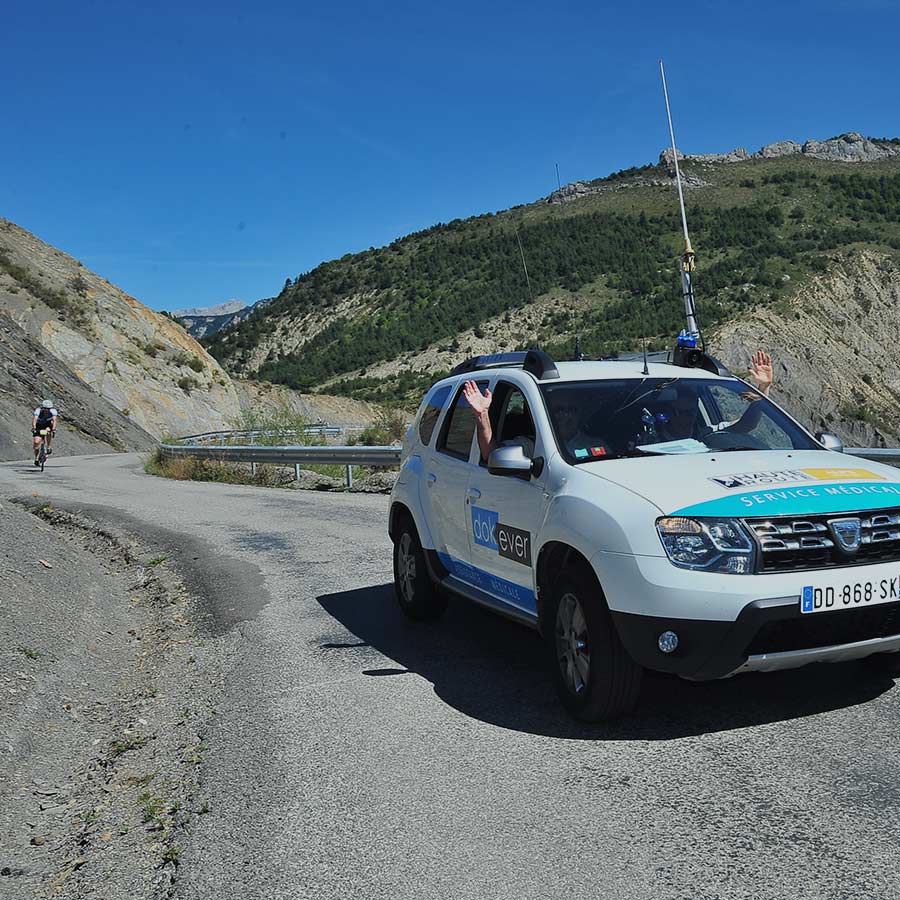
659 60 704 366
642 337 650 376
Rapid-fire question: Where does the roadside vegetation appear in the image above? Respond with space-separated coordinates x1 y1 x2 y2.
144 404 405 491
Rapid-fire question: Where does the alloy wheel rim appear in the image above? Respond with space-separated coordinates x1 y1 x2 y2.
555 591 590 695
398 532 416 603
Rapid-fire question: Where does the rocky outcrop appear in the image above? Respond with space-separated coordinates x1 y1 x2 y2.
0 313 155 460
758 140 802 158
659 133 900 170
761 132 900 163
0 218 242 439
547 171 706 204
660 147 750 168
538 133 899 205
713 250 900 447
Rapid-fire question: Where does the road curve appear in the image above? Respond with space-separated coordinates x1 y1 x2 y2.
3 453 900 900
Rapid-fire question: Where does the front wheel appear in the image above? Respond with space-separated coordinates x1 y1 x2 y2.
393 518 447 621
547 565 642 721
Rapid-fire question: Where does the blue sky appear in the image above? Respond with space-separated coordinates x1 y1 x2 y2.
3 0 898 311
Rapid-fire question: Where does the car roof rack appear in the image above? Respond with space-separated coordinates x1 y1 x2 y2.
450 348 560 380
605 350 674 365
604 349 732 376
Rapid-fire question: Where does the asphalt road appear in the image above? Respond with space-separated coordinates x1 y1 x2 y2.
3 453 900 900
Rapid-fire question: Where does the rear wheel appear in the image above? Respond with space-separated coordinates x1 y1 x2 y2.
547 564 642 721
393 517 447 621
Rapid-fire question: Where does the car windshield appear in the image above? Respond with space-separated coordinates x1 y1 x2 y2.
540 377 819 463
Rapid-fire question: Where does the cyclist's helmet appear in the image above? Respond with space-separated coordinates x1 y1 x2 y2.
41 399 54 408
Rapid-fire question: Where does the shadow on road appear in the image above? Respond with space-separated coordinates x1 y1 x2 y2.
318 582 896 740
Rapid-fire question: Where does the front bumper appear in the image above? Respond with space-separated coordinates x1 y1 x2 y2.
594 551 900 679
611 598 900 679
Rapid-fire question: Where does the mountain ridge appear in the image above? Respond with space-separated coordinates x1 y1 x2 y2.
198 134 900 445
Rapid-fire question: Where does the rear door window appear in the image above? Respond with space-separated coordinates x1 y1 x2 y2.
437 381 488 461
418 384 452 446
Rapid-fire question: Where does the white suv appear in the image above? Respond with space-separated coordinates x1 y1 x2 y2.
388 349 900 720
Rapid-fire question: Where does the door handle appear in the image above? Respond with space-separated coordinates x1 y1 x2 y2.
426 473 437 486
466 487 482 500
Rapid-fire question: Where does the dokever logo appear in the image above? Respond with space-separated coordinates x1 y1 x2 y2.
497 523 531 566
471 506 532 567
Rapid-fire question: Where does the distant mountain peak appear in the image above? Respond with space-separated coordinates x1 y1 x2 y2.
172 299 247 318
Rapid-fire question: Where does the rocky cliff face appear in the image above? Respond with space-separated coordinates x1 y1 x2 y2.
0 313 155 460
713 249 900 447
0 219 242 439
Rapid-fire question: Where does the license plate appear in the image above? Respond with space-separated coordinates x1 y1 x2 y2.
801 575 900 614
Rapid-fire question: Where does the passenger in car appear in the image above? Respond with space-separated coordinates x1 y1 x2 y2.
658 350 774 442
463 380 523 460
462 380 594 460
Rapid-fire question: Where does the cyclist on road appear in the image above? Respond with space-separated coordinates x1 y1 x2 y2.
32 400 59 466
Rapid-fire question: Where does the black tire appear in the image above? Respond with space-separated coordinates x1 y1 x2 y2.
862 651 900 676
546 563 642 721
393 517 447 621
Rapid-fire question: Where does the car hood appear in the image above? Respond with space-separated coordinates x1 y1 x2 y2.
576 449 900 518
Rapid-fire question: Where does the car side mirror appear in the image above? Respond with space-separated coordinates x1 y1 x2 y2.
487 444 533 479
816 431 844 453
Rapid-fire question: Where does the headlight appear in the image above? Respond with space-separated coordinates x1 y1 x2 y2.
656 516 756 574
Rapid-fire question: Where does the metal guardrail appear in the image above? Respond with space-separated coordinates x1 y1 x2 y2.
160 442 401 487
158 443 900 489
176 425 348 444
848 448 900 466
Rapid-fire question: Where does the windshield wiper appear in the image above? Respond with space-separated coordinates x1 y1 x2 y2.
708 446 764 452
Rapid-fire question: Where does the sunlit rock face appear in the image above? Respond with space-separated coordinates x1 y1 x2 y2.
0 312 156 460
713 250 900 448
0 218 242 439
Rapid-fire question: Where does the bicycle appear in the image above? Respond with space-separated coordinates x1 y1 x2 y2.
35 428 52 472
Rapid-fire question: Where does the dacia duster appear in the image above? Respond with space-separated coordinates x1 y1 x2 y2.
388 349 900 720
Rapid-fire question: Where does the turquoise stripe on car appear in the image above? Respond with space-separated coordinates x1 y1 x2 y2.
672 481 900 518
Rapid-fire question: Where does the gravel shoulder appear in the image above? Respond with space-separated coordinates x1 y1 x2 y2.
0 498 222 899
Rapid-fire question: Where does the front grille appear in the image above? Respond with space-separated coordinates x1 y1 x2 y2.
745 602 900 655
747 508 900 572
